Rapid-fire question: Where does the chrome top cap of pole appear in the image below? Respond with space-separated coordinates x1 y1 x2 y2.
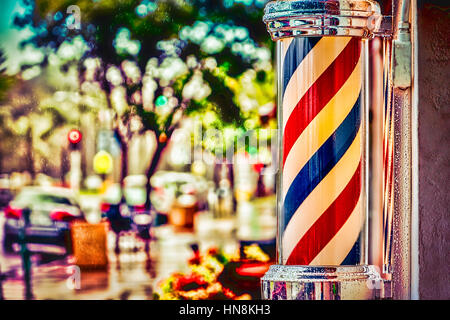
263 0 387 40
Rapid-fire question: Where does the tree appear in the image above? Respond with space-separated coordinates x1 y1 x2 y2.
14 0 275 206
0 50 16 172
0 51 14 102
0 48 101 178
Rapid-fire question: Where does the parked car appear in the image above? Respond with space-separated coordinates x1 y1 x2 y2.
2 186 85 254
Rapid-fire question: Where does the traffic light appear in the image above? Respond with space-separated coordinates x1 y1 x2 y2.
68 129 82 150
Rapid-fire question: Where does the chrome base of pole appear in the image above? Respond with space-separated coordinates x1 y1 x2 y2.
261 265 391 300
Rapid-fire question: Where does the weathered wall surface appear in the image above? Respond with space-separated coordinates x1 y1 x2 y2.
417 0 450 300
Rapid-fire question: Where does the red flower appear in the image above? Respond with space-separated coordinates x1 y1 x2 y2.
221 287 236 299
188 252 201 265
207 247 219 256
172 274 208 292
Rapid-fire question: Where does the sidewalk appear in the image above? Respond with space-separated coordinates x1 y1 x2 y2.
1 226 238 300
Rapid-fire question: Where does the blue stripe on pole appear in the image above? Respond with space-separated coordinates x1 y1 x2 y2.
341 237 361 265
282 37 321 98
282 95 361 229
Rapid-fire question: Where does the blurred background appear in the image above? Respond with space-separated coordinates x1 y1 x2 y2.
0 0 278 300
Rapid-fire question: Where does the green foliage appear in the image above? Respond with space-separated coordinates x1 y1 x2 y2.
201 68 242 126
8 0 276 176
15 0 273 126
0 51 15 103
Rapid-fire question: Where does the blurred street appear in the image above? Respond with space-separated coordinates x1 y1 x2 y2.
0 0 277 301
0 193 242 300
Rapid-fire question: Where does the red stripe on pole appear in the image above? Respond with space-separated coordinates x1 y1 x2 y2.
282 38 361 166
286 162 362 265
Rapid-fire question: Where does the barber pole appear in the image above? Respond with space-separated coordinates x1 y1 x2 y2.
261 0 391 300
280 36 363 266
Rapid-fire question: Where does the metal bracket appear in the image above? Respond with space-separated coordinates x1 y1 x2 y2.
393 19 413 89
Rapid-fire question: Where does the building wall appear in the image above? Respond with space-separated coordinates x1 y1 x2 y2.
417 0 450 300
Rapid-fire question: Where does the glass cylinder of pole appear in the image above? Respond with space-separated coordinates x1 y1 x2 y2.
261 0 390 300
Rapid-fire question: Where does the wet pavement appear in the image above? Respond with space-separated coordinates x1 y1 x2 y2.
0 207 239 300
